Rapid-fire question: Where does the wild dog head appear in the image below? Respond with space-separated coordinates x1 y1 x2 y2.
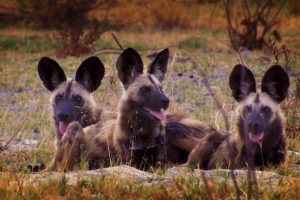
116 48 170 138
229 64 289 143
38 57 105 145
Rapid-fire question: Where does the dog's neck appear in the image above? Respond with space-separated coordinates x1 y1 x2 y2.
116 98 163 147
82 106 102 127
129 126 162 150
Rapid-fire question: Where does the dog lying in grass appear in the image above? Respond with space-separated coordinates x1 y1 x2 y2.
186 64 289 169
38 56 116 171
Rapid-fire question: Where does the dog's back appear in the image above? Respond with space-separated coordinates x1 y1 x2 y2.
164 114 222 164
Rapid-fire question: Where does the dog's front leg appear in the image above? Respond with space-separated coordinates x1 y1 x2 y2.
45 122 86 171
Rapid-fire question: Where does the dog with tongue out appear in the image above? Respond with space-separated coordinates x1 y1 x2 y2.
38 56 107 147
185 64 289 169
72 47 171 170
106 47 170 169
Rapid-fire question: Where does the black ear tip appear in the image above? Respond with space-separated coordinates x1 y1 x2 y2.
233 64 242 69
230 64 253 77
39 57 50 62
122 47 139 56
38 57 52 67
232 64 249 71
117 47 143 69
269 64 286 73
124 47 135 51
266 64 289 80
270 64 284 69
80 56 105 73
84 56 103 65
78 56 105 73
123 47 135 53
161 48 169 56
40 56 53 61
86 56 101 63
89 56 105 70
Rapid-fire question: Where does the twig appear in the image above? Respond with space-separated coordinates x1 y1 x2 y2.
2 111 30 151
269 0 287 26
94 46 178 56
111 33 124 50
239 66 259 200
200 167 214 200
11 171 26 200
163 42 179 88
94 49 123 55
209 1 218 28
243 0 251 19
223 0 244 64
222 3 261 198
0 89 18 130
201 74 242 200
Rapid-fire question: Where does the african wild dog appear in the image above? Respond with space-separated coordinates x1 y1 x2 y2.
186 64 289 169
38 56 116 170
51 47 170 170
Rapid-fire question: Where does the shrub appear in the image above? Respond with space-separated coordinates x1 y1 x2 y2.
0 0 123 57
224 0 287 50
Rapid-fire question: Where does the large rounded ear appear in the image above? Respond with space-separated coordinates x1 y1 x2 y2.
116 48 143 89
261 65 289 103
229 64 256 101
75 56 105 93
38 57 66 91
147 48 169 82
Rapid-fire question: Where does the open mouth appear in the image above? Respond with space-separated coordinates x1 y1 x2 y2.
248 132 264 142
59 122 70 135
142 107 166 121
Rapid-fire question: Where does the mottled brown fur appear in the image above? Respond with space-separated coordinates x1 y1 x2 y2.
164 114 223 164
186 65 289 169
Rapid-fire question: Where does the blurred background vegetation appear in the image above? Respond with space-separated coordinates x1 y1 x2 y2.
1 0 300 56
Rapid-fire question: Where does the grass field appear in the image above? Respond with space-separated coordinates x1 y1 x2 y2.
0 4 300 199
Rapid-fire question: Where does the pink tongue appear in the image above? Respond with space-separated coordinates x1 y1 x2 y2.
249 132 264 142
148 108 166 121
59 122 69 135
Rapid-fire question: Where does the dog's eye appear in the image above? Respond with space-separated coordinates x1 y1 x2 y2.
55 94 62 102
73 95 82 103
245 105 252 113
140 86 152 93
261 106 271 114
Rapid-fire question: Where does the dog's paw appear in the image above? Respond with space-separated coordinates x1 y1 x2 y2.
62 122 84 144
68 121 82 134
27 163 45 173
